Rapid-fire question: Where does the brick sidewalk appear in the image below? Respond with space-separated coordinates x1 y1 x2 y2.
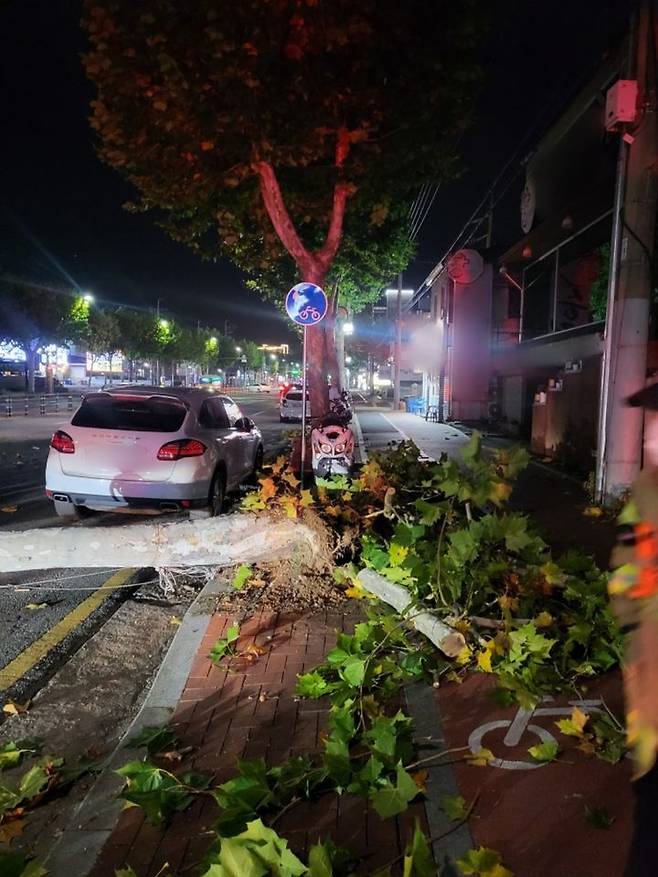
91 609 427 876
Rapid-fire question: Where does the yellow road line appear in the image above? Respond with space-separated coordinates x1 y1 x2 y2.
0 568 136 691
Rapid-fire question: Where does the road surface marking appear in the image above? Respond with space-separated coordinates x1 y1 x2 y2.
0 568 136 691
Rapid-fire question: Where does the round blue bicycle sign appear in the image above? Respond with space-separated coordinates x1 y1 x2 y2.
285 282 328 326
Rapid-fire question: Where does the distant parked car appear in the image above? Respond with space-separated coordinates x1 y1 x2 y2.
45 386 263 520
279 389 310 422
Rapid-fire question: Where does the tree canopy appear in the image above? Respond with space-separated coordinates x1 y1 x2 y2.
83 0 485 410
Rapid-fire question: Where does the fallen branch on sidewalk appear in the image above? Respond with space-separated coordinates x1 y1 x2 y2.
357 567 466 657
0 514 318 574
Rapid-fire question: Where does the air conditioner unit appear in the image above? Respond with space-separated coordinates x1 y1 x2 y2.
605 80 638 131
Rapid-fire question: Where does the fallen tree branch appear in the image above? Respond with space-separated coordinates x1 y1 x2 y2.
356 568 466 658
0 515 318 574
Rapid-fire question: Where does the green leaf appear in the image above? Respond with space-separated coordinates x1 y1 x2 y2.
128 725 178 756
0 741 36 772
528 741 559 763
116 761 207 824
209 625 240 663
295 672 329 699
217 837 267 877
370 764 419 818
456 847 507 875
308 843 333 877
499 514 534 553
389 542 409 567
440 794 469 821
17 764 50 801
403 822 435 876
340 657 366 687
323 738 352 788
115 869 139 877
232 564 253 590
414 499 441 526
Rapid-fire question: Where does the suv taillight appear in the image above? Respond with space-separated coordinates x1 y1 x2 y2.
51 430 75 454
157 439 207 461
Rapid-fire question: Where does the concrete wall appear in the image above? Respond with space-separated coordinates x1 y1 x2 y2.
450 264 493 421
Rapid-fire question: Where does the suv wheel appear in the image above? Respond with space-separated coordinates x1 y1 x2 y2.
209 468 226 517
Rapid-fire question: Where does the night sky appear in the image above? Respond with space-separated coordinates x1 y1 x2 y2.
0 0 630 343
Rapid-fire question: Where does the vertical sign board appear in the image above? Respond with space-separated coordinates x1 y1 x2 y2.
285 282 328 485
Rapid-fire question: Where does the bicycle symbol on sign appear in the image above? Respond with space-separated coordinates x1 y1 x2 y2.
468 697 603 770
298 305 322 322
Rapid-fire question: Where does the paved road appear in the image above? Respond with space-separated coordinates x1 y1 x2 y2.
0 391 290 706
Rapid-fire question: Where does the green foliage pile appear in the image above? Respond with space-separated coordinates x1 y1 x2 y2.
246 435 622 711
110 436 619 876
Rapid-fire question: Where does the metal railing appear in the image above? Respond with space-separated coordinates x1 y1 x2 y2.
2 394 77 417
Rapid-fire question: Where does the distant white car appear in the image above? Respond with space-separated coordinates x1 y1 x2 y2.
279 389 310 422
45 387 263 520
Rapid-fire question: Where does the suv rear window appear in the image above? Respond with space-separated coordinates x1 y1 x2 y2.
72 395 187 432
286 392 304 401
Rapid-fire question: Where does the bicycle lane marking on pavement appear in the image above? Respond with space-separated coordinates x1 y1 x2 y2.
434 673 633 877
0 568 136 691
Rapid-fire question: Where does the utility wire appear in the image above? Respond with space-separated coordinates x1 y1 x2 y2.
410 185 440 240
405 49 620 312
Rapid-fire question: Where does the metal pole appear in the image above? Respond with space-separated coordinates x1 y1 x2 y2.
595 134 628 500
300 326 308 489
393 273 402 410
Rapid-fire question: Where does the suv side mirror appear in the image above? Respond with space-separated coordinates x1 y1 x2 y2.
235 417 252 432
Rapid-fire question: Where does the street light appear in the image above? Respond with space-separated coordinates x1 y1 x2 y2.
160 319 170 328
343 322 354 335
235 346 242 353
83 293 94 303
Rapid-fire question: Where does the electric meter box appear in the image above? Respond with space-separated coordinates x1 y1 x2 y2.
605 79 638 131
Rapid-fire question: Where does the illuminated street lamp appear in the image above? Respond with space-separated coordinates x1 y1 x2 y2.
83 293 94 303
160 319 170 329
343 322 354 335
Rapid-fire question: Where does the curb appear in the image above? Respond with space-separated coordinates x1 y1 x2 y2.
44 573 231 877
405 681 474 867
351 410 368 464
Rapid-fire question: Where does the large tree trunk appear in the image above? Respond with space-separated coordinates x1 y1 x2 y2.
0 515 319 574
253 131 352 418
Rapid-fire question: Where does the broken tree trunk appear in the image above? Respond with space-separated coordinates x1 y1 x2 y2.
0 515 318 574
357 568 466 658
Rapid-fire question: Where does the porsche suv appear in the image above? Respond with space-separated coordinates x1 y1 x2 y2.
45 387 263 520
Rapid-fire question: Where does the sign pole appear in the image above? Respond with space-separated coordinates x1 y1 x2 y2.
300 325 307 489
284 282 327 490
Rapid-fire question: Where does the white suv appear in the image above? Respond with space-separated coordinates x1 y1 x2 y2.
45 387 263 520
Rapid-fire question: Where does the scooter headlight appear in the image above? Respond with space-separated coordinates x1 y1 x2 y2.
320 443 332 454
334 443 345 454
